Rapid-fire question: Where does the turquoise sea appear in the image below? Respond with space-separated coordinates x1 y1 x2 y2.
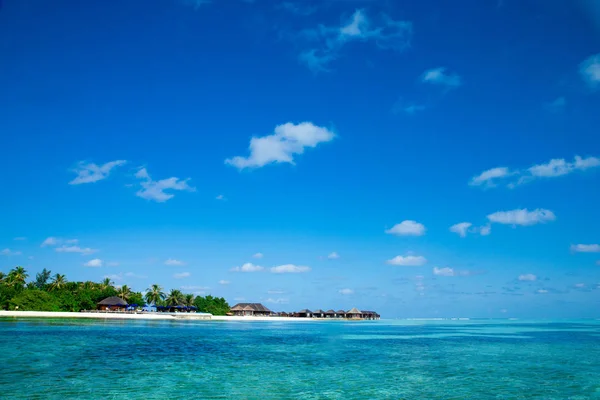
1 319 599 399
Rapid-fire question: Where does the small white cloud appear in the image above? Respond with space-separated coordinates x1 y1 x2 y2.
537 289 548 294
270 264 311 273
84 258 103 267
225 122 335 170
338 288 354 295
449 222 472 238
386 255 427 266
218 280 230 285
267 289 285 294
518 274 537 281
487 208 555 226
233 297 245 301
252 252 264 259
571 244 600 253
41 237 60 247
165 258 186 266
327 252 340 260
69 160 126 185
433 267 455 276
579 53 600 89
13 237 26 241
265 297 289 304
479 224 492 236
55 245 98 255
180 285 210 291
385 220 426 236
574 283 586 288
231 263 264 272
104 273 123 281
216 194 225 200
135 167 195 203
469 167 511 187
422 67 462 87
174 272 191 279
1 248 22 256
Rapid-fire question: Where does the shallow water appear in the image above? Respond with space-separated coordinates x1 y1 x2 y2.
0 318 599 399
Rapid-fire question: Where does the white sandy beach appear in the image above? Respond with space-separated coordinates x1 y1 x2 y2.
0 311 316 322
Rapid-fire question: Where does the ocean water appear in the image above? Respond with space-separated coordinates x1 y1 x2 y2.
0 319 599 399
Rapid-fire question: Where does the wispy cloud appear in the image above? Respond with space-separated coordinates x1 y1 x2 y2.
1 248 22 256
338 288 354 295
253 252 264 259
295 9 412 72
385 220 426 236
218 280 230 285
386 255 427 266
135 168 195 202
165 258 185 266
421 67 462 87
55 245 98 255
433 267 478 277
174 272 191 279
69 160 126 185
449 222 491 237
265 297 289 304
571 244 600 253
84 258 103 267
518 274 537 281
487 208 555 226
231 263 264 272
270 264 311 273
327 252 340 260
13 237 26 241
41 237 78 247
225 122 335 170
579 53 600 89
470 155 600 188
216 194 225 201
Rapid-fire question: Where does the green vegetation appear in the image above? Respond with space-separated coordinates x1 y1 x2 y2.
0 266 230 315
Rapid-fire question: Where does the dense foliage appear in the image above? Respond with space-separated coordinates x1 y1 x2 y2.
0 266 230 315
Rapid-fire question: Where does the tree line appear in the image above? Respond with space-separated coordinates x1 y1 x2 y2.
0 266 230 315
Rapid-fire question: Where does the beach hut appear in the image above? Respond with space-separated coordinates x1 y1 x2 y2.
324 309 336 318
97 296 127 311
346 307 362 319
362 311 380 320
297 309 312 318
312 309 325 318
336 310 346 319
230 303 272 316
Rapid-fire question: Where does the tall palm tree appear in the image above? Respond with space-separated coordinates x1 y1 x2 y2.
80 281 96 291
7 266 28 288
165 289 184 306
98 278 113 291
49 274 67 291
183 293 195 307
117 285 131 302
144 284 166 305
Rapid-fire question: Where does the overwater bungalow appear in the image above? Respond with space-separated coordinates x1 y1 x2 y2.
362 311 381 320
312 309 325 318
346 307 363 319
336 310 346 318
297 309 312 318
324 309 336 318
97 296 127 311
230 303 272 316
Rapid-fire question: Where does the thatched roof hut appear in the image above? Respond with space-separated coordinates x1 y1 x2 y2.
230 303 272 316
347 307 362 315
97 296 127 310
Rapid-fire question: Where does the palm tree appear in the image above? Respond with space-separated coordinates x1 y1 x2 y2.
144 284 166 305
165 289 184 306
117 285 131 302
183 293 195 307
35 268 52 289
98 278 113 291
80 281 96 291
7 266 28 288
49 274 67 291
0 272 5 284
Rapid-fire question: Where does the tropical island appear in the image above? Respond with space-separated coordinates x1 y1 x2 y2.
0 266 379 321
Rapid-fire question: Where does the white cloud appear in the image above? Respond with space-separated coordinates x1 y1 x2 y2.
296 10 412 72
580 53 600 89
449 222 472 238
327 252 340 260
231 263 264 272
386 255 427 266
253 252 264 259
421 67 462 87
104 274 123 281
487 209 555 226
55 245 98 255
267 289 285 294
433 267 477 277
469 167 511 187
571 244 600 253
218 280 230 285
41 237 60 247
265 298 289 304
470 156 600 188
135 167 195 202
69 160 126 185
270 264 311 273
174 272 191 279
165 258 185 266
1 248 22 256
216 194 225 200
518 274 537 281
338 288 354 295
385 220 426 236
479 224 492 236
225 122 335 169
84 258 103 267
537 289 548 294
574 283 585 288
13 237 26 241
180 285 210 291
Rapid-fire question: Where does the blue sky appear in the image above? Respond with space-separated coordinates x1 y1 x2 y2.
1 0 599 318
